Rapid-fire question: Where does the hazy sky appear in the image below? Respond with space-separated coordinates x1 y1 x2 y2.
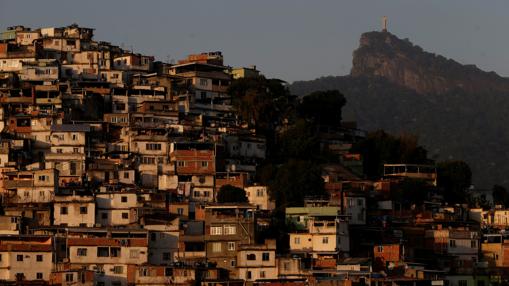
1 0 508 82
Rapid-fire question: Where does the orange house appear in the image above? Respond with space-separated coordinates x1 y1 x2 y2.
373 243 403 270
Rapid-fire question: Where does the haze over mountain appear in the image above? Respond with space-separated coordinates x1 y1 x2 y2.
290 31 509 188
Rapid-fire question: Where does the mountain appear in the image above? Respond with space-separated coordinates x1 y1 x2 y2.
290 31 509 188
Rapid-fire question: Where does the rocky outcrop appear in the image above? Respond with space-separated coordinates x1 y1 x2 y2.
351 31 509 95
290 32 509 188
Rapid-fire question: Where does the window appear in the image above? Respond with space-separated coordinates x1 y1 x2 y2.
162 252 171 261
121 196 128 203
450 240 456 248
210 226 222 235
471 240 477 248
16 254 23 261
262 252 270 261
212 242 222 253
38 175 47 181
123 172 129 179
177 161 186 167
246 271 252 280
257 189 264 197
72 134 78 141
177 208 184 215
37 273 43 280
322 237 329 244
110 247 121 257
80 206 88 214
116 103 126 111
224 225 236 235
130 249 140 258
458 280 467 286
101 213 108 219
60 206 68 215
65 273 73 282
200 79 208 86
113 266 123 274
377 245 384 252
70 162 77 176
73 147 79 153
142 157 155 164
97 247 109 257
260 271 266 278
165 268 173 277
122 212 129 219
77 248 87 256
294 237 300 244
146 143 162 150
201 161 208 167
0 254 2 261
231 260 236 267
139 268 148 277
36 255 43 262
247 254 256 260
228 242 235 251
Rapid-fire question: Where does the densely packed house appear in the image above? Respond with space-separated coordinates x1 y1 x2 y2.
0 24 506 286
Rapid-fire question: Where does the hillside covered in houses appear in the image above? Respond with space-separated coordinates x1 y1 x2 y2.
0 24 509 286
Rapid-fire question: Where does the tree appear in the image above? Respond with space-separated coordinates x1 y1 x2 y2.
437 160 472 204
492 184 509 207
390 178 430 207
351 130 431 179
267 159 326 207
298 90 346 126
217 185 248 203
228 76 291 134
276 119 320 161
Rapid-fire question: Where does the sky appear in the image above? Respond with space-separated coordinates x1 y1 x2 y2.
1 0 509 83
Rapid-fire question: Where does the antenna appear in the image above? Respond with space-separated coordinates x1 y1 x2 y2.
382 16 388 32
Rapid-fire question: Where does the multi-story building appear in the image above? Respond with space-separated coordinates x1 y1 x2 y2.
245 185 275 211
53 192 95 227
46 124 89 186
236 239 277 281
68 236 148 286
1 168 58 204
0 235 54 282
204 204 256 277
95 191 139 226
287 206 350 258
